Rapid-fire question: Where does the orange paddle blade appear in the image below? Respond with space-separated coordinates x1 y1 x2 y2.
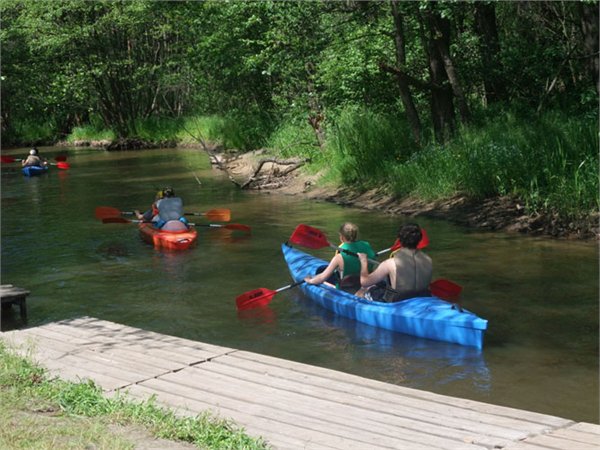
56 162 70 169
289 224 331 249
95 206 122 219
236 288 277 310
1 155 16 163
205 209 231 222
430 279 462 303
186 208 231 222
224 223 251 233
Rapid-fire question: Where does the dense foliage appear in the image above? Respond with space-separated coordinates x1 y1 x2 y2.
1 0 598 218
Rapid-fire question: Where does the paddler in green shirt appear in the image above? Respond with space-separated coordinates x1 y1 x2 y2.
304 222 376 293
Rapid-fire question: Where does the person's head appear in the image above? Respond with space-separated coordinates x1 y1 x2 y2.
339 222 359 243
29 148 38 155
397 223 422 249
162 187 175 198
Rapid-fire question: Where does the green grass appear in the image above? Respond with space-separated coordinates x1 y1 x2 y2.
388 111 598 218
0 341 269 450
67 124 116 142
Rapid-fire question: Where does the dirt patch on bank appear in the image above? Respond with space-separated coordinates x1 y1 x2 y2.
213 150 599 240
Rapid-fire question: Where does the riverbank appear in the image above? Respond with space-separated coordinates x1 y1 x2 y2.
213 150 599 240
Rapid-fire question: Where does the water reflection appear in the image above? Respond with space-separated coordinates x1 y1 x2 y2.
288 291 491 393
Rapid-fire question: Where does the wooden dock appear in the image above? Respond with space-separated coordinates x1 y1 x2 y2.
1 317 598 449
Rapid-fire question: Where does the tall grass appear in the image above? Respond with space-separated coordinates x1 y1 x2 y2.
326 106 418 189
0 341 268 449
389 111 598 217
5 120 59 146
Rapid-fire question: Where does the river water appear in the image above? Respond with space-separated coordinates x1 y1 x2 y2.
1 146 598 423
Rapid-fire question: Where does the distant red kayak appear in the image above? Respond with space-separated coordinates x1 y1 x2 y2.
138 223 198 251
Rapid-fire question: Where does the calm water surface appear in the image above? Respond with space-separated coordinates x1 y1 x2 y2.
1 147 598 423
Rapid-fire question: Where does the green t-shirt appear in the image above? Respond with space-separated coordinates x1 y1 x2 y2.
338 241 376 278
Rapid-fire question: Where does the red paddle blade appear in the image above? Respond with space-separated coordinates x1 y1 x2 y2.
430 279 462 303
225 223 251 233
95 206 122 219
389 228 430 253
55 155 67 162
236 288 277 310
102 217 132 224
418 228 429 249
205 209 231 222
289 224 330 249
1 156 16 163
56 162 70 169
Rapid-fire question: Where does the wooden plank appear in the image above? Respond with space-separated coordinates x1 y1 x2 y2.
0 284 30 299
4 318 599 450
209 353 557 438
569 422 600 435
52 317 235 355
229 351 572 428
122 385 342 450
144 366 491 450
522 433 600 450
181 360 517 446
550 427 600 445
127 378 471 450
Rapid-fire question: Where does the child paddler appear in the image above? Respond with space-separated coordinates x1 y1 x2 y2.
304 222 376 293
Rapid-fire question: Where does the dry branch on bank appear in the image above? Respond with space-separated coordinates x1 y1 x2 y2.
210 150 309 190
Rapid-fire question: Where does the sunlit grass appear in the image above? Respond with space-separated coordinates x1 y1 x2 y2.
67 124 116 142
0 341 269 450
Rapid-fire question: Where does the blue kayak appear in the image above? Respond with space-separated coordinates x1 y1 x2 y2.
282 243 488 349
22 165 49 177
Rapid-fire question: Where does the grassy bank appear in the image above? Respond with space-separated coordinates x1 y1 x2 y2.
19 106 598 223
0 341 268 449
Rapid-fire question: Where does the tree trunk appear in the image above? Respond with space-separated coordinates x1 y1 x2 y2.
421 7 455 143
578 2 599 94
429 8 470 123
390 0 422 145
305 62 326 150
474 2 507 104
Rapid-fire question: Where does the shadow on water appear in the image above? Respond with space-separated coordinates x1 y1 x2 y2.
237 290 491 394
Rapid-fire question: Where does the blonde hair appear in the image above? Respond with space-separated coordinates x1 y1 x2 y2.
339 222 359 242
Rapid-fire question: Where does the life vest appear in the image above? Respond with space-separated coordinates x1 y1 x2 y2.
338 241 376 278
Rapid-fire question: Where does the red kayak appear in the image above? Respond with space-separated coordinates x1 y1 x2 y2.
138 223 198 251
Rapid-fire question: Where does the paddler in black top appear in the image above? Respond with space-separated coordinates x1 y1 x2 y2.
21 148 48 167
357 223 432 302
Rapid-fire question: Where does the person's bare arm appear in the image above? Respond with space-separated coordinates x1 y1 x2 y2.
305 254 342 285
358 253 391 288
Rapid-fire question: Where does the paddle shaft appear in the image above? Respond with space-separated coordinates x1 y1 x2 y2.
103 217 249 232
274 280 304 294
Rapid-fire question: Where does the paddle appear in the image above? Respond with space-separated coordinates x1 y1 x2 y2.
1 155 68 164
95 206 230 222
51 162 70 170
429 278 462 304
236 281 304 310
95 206 140 219
185 208 231 222
289 224 380 265
101 216 251 232
376 228 430 256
